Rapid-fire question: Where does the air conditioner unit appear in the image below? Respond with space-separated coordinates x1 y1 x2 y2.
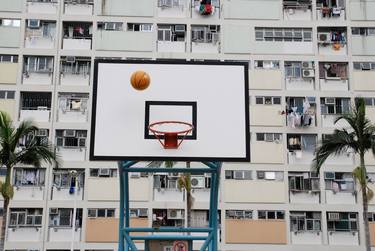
233 171 244 179
257 171 265 179
99 168 110 176
66 56 76 63
130 172 141 178
325 98 335 105
78 138 86 147
36 129 48 137
174 25 185 33
27 19 40 29
49 208 58 215
302 61 313 69
324 172 335 179
302 69 315 78
191 177 205 188
318 32 331 43
361 62 371 70
139 208 148 217
63 130 76 137
167 209 183 219
328 212 340 221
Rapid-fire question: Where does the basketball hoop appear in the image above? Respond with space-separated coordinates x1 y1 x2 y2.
148 121 194 149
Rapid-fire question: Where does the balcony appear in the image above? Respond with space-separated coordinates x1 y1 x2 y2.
23 56 54 85
157 24 187 53
317 28 347 55
290 212 322 244
191 25 220 53
60 56 90 86
97 0 154 17
286 97 317 128
95 29 154 52
0 0 23 12
86 217 148 243
251 134 284 164
320 97 351 128
7 227 42 242
285 61 315 90
353 63 375 91
289 173 320 204
254 27 313 54
19 92 52 122
26 0 58 14
224 178 286 203
287 134 317 165
157 0 188 18
0 20 21 48
251 97 284 126
349 0 375 21
316 0 346 21
25 20 56 49
352 28 375 55
62 22 92 50
154 175 184 202
51 170 84 200
325 172 356 204
7 208 43 242
226 219 287 244
0 57 18 84
56 129 87 161
283 0 312 20
56 93 89 123
48 227 81 242
191 0 220 19
64 0 94 15
48 208 83 242
250 60 282 90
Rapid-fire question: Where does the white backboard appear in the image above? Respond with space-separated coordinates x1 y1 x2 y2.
90 60 250 161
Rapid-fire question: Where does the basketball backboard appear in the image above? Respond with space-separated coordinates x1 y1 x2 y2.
90 59 249 161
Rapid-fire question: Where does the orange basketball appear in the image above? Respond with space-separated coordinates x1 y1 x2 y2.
130 70 150 91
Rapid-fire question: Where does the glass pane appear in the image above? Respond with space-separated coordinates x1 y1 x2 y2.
97 209 106 217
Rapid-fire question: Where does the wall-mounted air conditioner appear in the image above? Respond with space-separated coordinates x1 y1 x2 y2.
99 168 110 176
318 32 330 43
191 176 205 188
302 69 315 78
302 61 313 69
167 209 183 219
28 19 40 29
63 129 76 137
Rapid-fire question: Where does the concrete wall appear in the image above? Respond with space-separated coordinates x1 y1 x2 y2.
0 62 18 84
100 0 154 17
250 69 283 90
250 105 284 126
0 26 20 48
251 141 284 164
0 0 23 12
353 71 375 91
224 180 286 203
95 30 154 52
352 36 375 55
223 24 252 54
225 219 287 244
350 0 375 20
223 0 280 20
0 100 16 120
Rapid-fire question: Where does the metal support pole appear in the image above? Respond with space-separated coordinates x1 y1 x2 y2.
118 165 125 251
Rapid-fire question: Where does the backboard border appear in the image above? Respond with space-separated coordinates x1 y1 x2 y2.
90 59 250 162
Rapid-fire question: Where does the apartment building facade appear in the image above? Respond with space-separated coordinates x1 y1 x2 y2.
0 0 375 250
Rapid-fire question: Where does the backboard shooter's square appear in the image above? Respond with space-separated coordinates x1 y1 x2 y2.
90 59 250 162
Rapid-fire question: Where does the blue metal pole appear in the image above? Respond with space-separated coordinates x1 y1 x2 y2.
124 167 216 173
124 227 213 232
208 170 216 251
124 166 130 251
212 163 221 251
118 162 125 251
199 232 213 251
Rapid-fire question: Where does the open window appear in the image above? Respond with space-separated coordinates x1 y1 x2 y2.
327 212 358 232
13 168 45 187
49 208 82 228
191 25 220 44
289 172 320 192
9 208 43 228
320 97 350 115
56 129 87 148
324 172 355 193
290 211 321 232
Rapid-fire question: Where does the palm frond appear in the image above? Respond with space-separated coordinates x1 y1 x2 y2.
16 139 58 168
11 119 38 151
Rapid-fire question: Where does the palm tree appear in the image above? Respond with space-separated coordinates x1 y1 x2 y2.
0 111 58 250
313 98 375 251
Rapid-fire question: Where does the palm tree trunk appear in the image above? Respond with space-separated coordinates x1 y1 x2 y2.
186 162 191 228
360 153 371 251
0 166 12 251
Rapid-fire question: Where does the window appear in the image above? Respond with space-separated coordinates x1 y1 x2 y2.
191 25 220 44
21 92 51 110
0 91 15 100
130 208 148 218
63 22 92 38
289 172 320 192
158 25 186 42
362 98 375 107
89 168 117 177
255 96 281 105
13 168 45 187
49 208 82 228
254 60 280 69
368 212 375 222
287 134 317 151
60 57 91 75
290 212 321 232
9 209 43 227
353 62 375 71
154 175 180 189
320 97 350 115
127 23 153 32
158 0 182 7
53 170 84 188
258 210 285 220
226 210 252 219
319 63 348 80
58 93 89 112
0 19 21 27
327 212 358 232
256 171 284 181
25 56 53 73
352 27 375 36
87 208 115 218
56 130 87 148
324 172 355 192
225 170 252 180
255 28 312 42
18 129 49 147
255 133 282 143
285 61 315 79
0 55 18 63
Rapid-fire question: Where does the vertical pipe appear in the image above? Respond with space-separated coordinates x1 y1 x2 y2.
118 162 125 251
124 165 130 251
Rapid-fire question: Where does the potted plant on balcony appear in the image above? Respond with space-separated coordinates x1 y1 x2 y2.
0 111 58 250
313 98 375 251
